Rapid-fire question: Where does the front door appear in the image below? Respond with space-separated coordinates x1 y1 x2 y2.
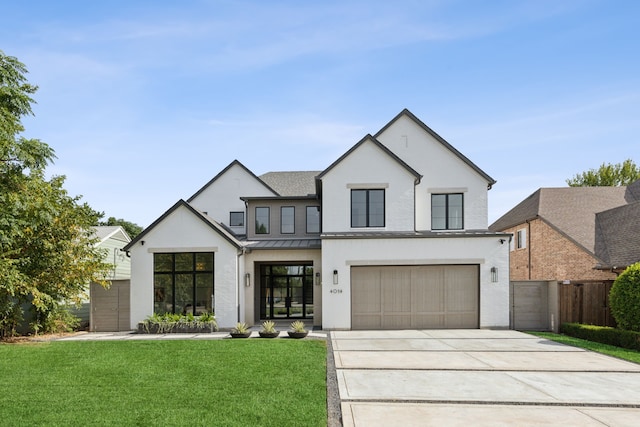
260 264 313 319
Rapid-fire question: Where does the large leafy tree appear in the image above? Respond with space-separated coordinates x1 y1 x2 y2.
1 51 111 337
566 159 640 187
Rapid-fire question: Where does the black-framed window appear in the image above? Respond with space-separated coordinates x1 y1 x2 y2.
230 211 244 227
351 189 385 228
306 206 320 233
281 206 295 234
431 193 463 230
255 207 270 234
153 252 214 315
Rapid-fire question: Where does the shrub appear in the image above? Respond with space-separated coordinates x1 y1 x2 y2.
610 262 640 331
561 323 640 351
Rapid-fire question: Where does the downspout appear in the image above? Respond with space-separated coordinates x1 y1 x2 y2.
527 219 532 280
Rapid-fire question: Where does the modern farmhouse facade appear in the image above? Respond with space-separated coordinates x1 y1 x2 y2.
124 109 510 330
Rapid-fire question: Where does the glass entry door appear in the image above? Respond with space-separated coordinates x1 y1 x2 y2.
260 264 313 319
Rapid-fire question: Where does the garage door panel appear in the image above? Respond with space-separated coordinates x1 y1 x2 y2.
382 268 411 313
383 315 412 329
352 265 478 330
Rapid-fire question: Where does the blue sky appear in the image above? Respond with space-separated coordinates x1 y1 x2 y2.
3 0 639 227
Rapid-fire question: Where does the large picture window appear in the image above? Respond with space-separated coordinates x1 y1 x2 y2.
306 206 320 233
153 252 214 315
255 207 270 234
431 193 463 230
351 189 385 228
281 206 295 234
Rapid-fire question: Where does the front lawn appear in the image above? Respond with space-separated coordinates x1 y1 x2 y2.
531 331 640 364
0 339 327 426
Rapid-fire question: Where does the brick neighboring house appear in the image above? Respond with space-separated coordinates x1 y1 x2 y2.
489 184 640 281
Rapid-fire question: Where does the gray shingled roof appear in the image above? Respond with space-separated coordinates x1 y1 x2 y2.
595 201 640 268
259 171 321 197
489 186 628 255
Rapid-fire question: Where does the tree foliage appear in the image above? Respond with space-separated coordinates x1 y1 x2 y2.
98 216 143 239
566 159 640 187
609 263 640 332
1 51 112 337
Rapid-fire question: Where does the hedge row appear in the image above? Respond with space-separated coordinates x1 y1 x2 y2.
561 323 640 352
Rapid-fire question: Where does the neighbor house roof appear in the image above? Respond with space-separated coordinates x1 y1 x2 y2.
489 186 628 255
595 201 640 269
92 226 131 244
375 108 497 188
123 200 242 251
259 171 321 197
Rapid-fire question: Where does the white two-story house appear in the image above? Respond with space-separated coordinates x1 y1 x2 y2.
124 109 510 330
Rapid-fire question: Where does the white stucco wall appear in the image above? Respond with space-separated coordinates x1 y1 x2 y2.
244 249 322 326
189 162 276 235
129 205 241 329
376 115 491 230
321 140 417 233
321 236 510 330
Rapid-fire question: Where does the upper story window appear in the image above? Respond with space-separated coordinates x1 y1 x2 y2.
229 211 244 227
255 207 270 234
306 206 320 233
351 189 385 228
516 228 526 249
431 193 463 230
281 206 295 234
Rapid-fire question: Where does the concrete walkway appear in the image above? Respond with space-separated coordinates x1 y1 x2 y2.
332 330 640 427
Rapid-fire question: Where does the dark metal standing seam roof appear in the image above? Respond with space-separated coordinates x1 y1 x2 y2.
244 239 322 250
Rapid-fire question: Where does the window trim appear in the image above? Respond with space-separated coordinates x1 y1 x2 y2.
351 189 385 228
306 206 320 234
229 211 244 227
280 206 295 234
431 193 464 230
255 207 270 234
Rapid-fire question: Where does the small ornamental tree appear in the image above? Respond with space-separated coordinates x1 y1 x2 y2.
609 263 640 332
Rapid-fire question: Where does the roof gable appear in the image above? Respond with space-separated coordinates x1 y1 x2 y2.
317 134 422 182
187 160 278 202
93 226 131 244
375 108 496 187
123 200 241 251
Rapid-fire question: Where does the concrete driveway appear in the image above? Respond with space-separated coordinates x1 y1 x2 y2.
331 330 640 426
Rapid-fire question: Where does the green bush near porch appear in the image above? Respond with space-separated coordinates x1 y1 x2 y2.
0 339 327 426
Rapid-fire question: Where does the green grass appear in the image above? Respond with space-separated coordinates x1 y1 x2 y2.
0 339 327 426
531 331 640 364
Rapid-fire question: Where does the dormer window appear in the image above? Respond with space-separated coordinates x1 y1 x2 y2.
255 207 270 234
432 193 463 230
351 189 385 228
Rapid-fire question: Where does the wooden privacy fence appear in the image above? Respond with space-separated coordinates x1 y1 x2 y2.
558 280 616 327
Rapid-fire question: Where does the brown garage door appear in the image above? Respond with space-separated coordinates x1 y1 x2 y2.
90 280 130 332
351 265 479 330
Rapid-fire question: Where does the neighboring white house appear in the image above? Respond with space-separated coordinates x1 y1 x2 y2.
124 109 511 330
88 226 132 332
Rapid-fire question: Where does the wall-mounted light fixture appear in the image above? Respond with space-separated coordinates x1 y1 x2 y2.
245 272 251 287
490 267 498 283
333 269 339 285
315 272 321 286
140 240 145 246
